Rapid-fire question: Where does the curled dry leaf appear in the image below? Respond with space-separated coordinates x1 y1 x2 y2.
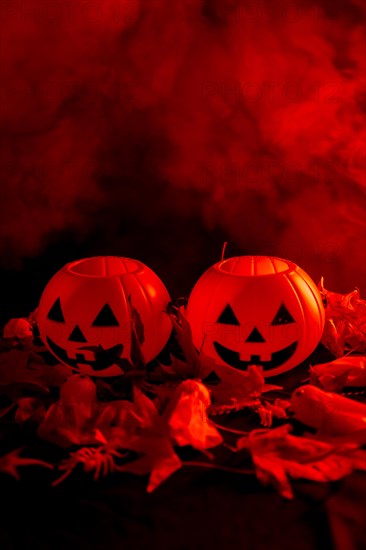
310 355 366 390
2 286 365 494
15 397 46 423
168 306 198 376
154 354 197 382
204 363 281 415
119 437 182 493
106 387 182 492
160 308 281 415
128 295 145 346
54 381 221 491
38 374 146 449
0 349 72 395
237 424 366 499
3 318 33 339
108 383 222 490
319 279 366 356
38 375 104 447
128 295 146 369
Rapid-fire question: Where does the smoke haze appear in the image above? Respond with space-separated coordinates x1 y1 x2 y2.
0 0 365 302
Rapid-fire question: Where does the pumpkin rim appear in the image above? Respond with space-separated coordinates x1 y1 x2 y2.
66 256 145 278
213 256 297 277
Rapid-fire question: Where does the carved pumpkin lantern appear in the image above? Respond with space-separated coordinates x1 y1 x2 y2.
37 256 172 377
186 256 325 377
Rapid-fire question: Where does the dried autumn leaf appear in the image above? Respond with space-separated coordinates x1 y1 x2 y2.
15 397 46 423
310 368 351 393
38 375 102 448
131 386 163 429
127 295 146 369
310 355 366 389
38 404 105 448
115 434 182 493
237 424 366 499
0 349 72 395
165 311 281 413
128 295 145 346
38 374 164 451
28 355 74 388
169 307 198 374
0 350 34 383
204 363 280 415
156 355 197 381
319 279 366 356
3 318 33 339
106 387 182 491
155 311 280 417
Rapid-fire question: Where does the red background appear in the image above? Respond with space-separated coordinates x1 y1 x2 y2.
0 0 365 321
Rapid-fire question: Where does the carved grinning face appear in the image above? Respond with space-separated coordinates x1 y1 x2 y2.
213 302 298 371
37 257 172 377
45 297 126 373
186 256 325 377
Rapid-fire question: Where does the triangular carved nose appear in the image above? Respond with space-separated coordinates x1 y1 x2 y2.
245 327 266 343
68 325 87 343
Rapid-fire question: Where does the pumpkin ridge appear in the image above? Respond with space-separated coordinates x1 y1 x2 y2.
269 256 279 274
201 271 233 351
295 268 325 329
283 271 307 345
116 274 132 358
131 271 153 352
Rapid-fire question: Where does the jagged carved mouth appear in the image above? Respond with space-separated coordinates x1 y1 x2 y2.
46 337 123 372
213 340 298 371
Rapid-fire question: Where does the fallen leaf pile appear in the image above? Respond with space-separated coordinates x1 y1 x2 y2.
319 278 366 356
310 355 366 391
0 284 365 498
237 425 366 499
151 307 282 415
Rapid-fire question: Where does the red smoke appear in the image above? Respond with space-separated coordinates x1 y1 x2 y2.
0 0 365 291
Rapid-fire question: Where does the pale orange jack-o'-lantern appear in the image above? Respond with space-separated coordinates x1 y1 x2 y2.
186 256 325 377
37 257 172 377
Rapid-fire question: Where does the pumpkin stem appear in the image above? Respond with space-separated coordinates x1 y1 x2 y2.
221 242 228 261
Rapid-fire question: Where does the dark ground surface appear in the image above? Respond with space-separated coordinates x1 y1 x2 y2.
0 344 365 550
3 462 365 550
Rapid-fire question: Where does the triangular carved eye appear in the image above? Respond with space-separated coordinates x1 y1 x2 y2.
47 298 65 322
271 304 295 325
217 305 240 325
92 304 119 327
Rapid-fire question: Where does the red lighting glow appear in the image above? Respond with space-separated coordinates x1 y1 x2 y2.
0 0 365 293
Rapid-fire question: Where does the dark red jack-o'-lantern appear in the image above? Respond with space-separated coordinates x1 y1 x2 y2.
187 256 325 377
37 257 172 377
